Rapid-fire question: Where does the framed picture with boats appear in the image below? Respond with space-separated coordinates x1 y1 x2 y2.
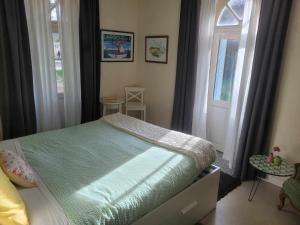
145 35 168 64
101 29 134 62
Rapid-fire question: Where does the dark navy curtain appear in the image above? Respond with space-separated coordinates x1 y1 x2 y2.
171 0 201 133
0 0 36 139
234 0 293 180
79 0 101 123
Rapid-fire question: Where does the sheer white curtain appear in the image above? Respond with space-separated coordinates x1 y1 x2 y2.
192 0 216 139
24 0 61 132
59 0 81 127
223 0 262 168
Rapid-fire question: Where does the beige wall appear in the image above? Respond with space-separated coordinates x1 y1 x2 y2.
137 0 181 128
266 1 300 186
268 1 300 163
100 0 139 97
99 0 181 127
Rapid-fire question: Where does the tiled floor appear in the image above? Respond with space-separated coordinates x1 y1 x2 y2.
201 181 300 225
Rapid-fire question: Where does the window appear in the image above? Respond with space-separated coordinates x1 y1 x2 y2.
218 7 239 26
209 0 245 106
217 0 245 26
228 0 245 18
49 0 64 93
213 39 239 102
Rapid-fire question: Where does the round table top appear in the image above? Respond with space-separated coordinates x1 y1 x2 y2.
249 155 294 177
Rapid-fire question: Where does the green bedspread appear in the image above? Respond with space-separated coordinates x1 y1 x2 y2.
19 120 199 225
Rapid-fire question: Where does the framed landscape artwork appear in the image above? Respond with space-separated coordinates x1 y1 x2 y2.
145 35 169 64
101 30 134 62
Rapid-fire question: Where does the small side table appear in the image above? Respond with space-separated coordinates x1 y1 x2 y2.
100 97 125 116
248 155 294 201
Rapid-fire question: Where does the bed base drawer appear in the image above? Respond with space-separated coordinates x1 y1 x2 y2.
132 165 220 225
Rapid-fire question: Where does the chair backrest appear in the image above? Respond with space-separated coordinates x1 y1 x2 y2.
125 87 145 104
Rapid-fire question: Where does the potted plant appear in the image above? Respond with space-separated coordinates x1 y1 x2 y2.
267 146 282 166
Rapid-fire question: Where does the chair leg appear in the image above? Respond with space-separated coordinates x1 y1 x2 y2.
278 190 286 210
143 110 146 121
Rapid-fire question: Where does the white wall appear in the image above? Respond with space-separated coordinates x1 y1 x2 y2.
266 0 300 186
100 0 139 97
137 0 181 128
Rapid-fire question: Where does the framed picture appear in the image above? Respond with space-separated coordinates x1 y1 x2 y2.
145 35 169 64
101 29 134 62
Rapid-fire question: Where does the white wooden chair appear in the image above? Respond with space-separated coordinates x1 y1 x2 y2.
125 87 146 121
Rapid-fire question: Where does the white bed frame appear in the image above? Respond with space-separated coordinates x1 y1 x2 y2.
133 165 220 225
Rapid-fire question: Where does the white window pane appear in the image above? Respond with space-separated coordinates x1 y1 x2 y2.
217 7 239 26
56 61 64 93
49 0 63 94
228 0 245 19
52 33 61 59
51 8 57 21
52 33 64 93
213 39 239 102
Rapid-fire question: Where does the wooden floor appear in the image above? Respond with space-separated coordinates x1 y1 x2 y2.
201 181 300 225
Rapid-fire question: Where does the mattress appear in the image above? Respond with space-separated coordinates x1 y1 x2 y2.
1 116 216 225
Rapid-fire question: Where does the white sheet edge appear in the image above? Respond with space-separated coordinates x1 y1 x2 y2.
0 139 70 225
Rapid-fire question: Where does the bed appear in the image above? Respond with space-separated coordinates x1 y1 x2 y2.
0 113 219 225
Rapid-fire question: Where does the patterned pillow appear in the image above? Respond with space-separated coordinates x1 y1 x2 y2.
0 149 37 188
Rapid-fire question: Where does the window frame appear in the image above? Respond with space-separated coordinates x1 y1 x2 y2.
208 0 245 109
208 28 241 109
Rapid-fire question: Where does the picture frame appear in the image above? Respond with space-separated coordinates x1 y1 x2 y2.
101 29 134 62
145 35 169 64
